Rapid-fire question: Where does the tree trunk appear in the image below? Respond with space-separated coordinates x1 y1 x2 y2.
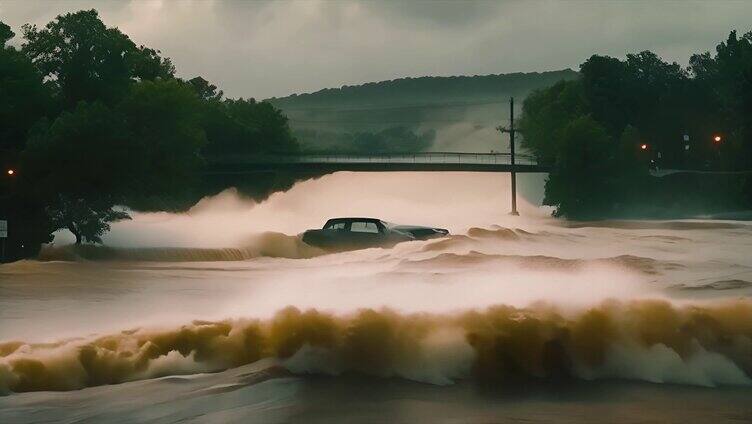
67 223 82 245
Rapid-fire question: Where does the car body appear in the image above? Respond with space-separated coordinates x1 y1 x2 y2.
302 217 449 251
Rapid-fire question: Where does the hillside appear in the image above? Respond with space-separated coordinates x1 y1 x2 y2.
267 70 578 153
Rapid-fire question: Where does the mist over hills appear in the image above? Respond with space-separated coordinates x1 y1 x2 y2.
267 69 578 153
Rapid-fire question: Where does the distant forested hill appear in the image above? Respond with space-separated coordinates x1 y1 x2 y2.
266 70 578 153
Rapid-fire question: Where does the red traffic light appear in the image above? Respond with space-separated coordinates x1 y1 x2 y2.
6 169 14 176
713 135 722 143
640 144 648 150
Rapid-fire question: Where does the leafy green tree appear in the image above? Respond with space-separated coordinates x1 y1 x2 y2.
1 10 310 256
21 102 134 244
690 30 752 169
0 21 13 46
22 81 208 240
117 79 207 200
23 102 133 198
518 79 588 165
0 22 54 153
21 10 173 108
543 116 620 218
188 76 223 101
578 55 633 136
46 196 130 244
202 98 297 156
0 21 56 258
130 46 175 81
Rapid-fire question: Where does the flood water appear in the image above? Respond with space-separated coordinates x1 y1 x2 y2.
1 172 751 423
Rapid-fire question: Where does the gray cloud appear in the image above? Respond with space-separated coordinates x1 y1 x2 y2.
1 0 750 99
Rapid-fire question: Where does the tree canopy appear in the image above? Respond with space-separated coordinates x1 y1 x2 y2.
520 30 752 219
0 11 299 258
21 10 174 108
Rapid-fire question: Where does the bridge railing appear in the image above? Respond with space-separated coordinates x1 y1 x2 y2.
212 152 539 166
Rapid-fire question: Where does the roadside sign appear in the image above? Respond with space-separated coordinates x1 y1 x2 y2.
0 220 6 238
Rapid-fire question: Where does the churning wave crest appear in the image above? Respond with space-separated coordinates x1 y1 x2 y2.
2 299 751 394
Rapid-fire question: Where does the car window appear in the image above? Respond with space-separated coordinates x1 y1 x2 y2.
350 221 379 233
326 222 347 230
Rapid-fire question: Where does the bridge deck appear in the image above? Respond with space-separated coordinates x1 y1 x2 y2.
207 152 550 173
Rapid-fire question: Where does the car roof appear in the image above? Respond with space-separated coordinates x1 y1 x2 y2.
325 217 383 224
324 217 389 228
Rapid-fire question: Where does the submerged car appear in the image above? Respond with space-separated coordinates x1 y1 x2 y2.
302 217 449 250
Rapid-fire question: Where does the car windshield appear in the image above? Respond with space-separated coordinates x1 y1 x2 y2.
350 221 379 233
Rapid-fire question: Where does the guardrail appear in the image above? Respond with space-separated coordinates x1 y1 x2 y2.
211 152 539 166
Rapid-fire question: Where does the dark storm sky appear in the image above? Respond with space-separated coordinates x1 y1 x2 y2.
2 0 751 99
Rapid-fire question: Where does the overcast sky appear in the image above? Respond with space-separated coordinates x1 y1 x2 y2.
1 0 751 99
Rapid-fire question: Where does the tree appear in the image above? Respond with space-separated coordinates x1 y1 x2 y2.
543 116 620 219
579 55 633 136
0 21 14 46
2 10 310 257
21 102 135 244
130 46 175 81
46 196 130 244
518 79 588 165
690 30 752 170
21 10 174 108
0 21 56 259
202 98 297 156
0 22 54 153
23 102 133 200
188 76 223 101
116 79 207 210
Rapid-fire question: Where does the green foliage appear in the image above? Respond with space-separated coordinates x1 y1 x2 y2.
518 80 588 165
690 30 752 169
2 10 300 255
270 70 579 110
46 196 131 244
130 46 175 82
0 21 14 46
21 10 173 108
0 41 54 152
20 102 134 244
523 29 752 218
23 102 133 199
188 76 223 101
202 98 297 156
117 79 206 199
20 80 208 239
543 116 619 218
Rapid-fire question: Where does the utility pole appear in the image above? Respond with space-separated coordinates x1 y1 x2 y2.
497 97 519 216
